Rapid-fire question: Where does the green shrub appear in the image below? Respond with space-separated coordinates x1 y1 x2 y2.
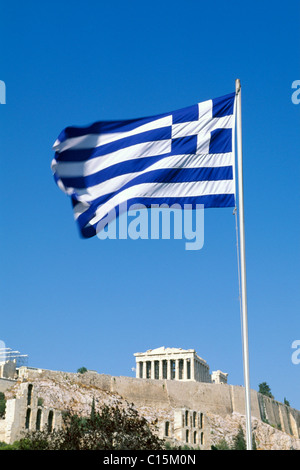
0 393 6 418
13 403 164 450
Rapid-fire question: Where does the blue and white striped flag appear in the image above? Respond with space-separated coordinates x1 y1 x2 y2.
52 92 236 238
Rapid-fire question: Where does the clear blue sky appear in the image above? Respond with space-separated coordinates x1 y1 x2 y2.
1 1 299 410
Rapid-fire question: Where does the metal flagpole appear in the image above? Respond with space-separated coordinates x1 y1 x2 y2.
235 79 252 450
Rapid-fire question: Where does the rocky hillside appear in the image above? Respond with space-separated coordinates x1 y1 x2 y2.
207 412 300 450
5 373 300 450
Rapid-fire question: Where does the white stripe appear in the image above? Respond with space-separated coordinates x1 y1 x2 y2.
73 152 234 206
54 139 172 178
171 100 211 137
172 114 234 138
88 179 235 227
198 99 212 118
53 115 172 152
73 202 90 220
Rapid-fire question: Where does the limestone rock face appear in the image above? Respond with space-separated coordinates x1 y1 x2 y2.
5 375 127 416
207 412 300 450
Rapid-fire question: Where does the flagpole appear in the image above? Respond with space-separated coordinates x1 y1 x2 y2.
235 79 252 450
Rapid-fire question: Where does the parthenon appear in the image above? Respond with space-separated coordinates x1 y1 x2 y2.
134 347 225 383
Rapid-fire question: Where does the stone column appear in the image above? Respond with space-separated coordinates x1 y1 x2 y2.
150 360 155 380
191 355 195 381
167 360 171 380
159 360 163 380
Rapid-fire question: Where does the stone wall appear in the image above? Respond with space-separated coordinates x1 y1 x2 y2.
1 367 300 449
17 367 300 438
0 378 16 394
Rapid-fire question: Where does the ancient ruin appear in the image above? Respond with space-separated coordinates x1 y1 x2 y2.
134 347 216 383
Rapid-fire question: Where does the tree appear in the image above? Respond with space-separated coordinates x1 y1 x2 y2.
258 382 274 399
231 425 246 450
0 393 6 418
284 397 290 407
212 427 256 450
211 438 230 450
17 403 164 450
77 367 88 374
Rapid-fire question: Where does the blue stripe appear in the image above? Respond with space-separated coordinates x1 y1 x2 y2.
80 224 98 238
209 128 232 154
212 92 235 118
171 135 197 155
65 164 232 194
172 104 199 123
77 193 235 238
60 156 162 189
55 126 171 163
129 166 233 185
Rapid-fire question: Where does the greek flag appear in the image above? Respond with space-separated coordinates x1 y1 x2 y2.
52 92 236 238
